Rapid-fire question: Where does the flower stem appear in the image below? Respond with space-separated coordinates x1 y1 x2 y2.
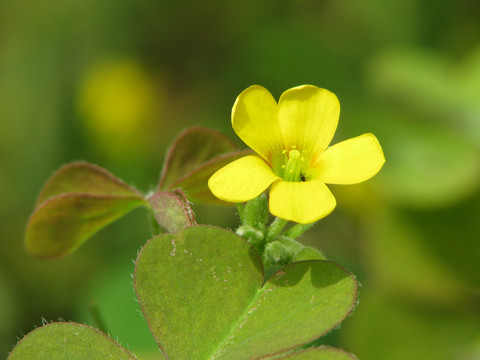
284 222 315 239
236 203 245 223
265 217 289 242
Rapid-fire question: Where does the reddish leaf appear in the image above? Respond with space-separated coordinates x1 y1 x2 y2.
159 126 238 190
26 193 147 258
36 161 141 206
26 162 147 258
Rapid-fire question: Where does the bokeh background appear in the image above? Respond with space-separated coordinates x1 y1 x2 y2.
1 1 480 359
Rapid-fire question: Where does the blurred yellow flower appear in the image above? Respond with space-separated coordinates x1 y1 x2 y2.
208 85 385 224
77 59 159 157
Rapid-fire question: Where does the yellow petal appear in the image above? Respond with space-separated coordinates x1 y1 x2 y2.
278 85 340 161
313 133 385 184
208 155 280 202
269 180 336 224
232 85 284 163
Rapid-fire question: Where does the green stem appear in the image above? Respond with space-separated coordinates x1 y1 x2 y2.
265 217 289 242
284 222 315 239
236 203 244 224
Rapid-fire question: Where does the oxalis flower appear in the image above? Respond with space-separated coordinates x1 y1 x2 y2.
208 85 385 224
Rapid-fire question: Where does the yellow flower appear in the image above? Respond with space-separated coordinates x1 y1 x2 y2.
208 85 385 224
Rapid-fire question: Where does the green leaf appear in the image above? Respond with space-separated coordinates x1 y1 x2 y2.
7 322 137 360
36 161 142 206
26 194 146 258
215 261 357 359
276 346 357 359
134 225 263 360
293 247 327 262
148 191 196 233
26 162 148 258
134 225 357 360
158 126 252 204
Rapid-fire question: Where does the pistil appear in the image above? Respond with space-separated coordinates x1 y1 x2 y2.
281 147 307 182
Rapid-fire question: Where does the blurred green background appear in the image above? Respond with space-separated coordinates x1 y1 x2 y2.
1 1 480 359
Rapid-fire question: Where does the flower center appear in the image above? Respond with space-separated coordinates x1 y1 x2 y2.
281 146 308 182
